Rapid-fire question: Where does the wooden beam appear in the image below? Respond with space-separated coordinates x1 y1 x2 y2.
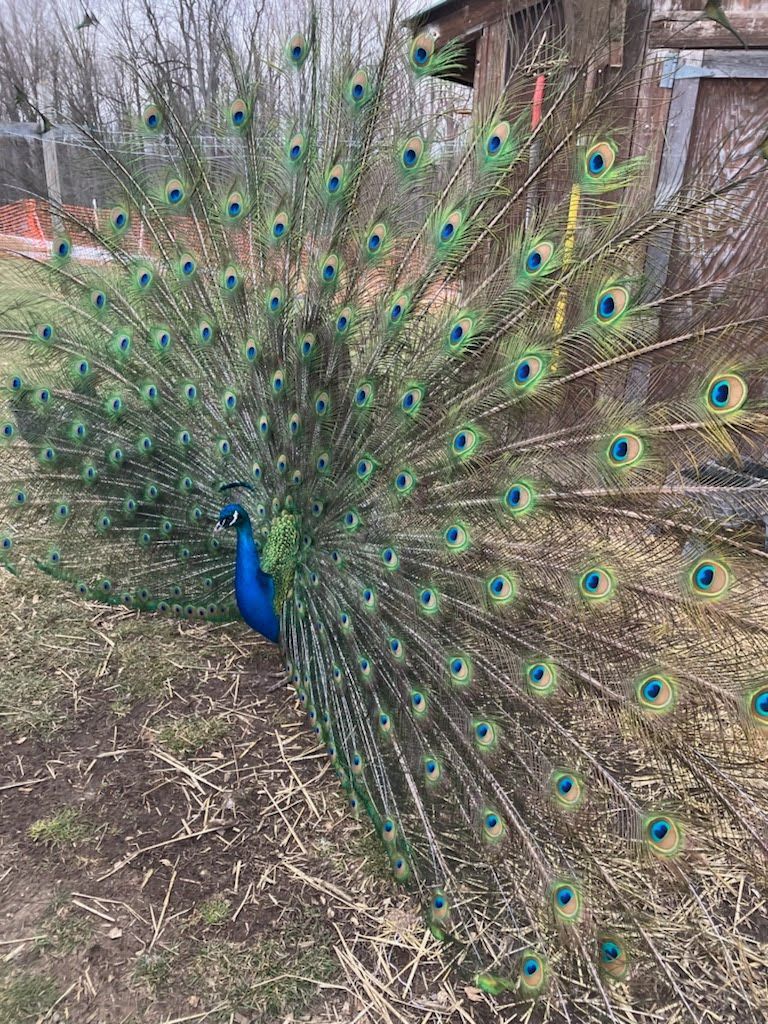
650 12 768 49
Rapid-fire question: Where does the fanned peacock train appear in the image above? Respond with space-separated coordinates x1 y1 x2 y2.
2 5 768 1020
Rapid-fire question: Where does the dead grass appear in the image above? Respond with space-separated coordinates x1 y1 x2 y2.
0 567 497 1023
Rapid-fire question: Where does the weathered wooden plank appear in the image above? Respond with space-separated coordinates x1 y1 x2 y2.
650 11 768 48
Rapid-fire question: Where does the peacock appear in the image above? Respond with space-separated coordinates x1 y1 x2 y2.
2 4 768 1019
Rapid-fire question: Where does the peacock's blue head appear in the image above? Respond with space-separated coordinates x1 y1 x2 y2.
215 502 250 532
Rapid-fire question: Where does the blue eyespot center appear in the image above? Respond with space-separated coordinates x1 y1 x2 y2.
516 361 531 383
696 564 715 589
711 380 729 406
488 134 501 153
404 148 417 165
585 572 601 591
612 438 628 460
558 777 573 794
558 888 573 906
290 144 301 160
526 250 542 271
328 175 340 192
352 83 364 99
589 152 605 174
524 958 538 976
440 222 455 241
599 294 615 318
643 679 662 701
169 187 182 203
651 819 670 841
391 303 402 320
601 941 619 961
415 46 428 65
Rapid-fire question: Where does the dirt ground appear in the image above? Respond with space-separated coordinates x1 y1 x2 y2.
0 571 506 1024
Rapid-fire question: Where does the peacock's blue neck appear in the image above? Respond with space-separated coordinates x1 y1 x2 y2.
233 520 280 643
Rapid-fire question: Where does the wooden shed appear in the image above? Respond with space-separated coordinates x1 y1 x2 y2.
406 0 768 306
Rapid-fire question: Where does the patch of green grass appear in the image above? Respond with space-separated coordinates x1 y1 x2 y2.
187 907 336 1021
27 808 93 849
197 894 232 926
36 894 93 955
156 714 229 758
0 974 59 1024
133 950 177 993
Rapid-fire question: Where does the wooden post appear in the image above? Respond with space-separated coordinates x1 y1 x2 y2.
38 82 63 234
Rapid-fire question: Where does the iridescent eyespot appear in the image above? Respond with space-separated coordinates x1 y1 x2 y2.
53 236 71 259
487 574 515 605
315 392 330 416
504 481 534 515
271 210 289 239
484 120 510 159
320 254 339 283
608 432 643 467
424 755 441 783
109 206 129 232
288 413 301 435
447 315 475 352
636 673 677 714
136 267 153 289
443 523 469 552
482 811 505 841
393 469 415 496
388 636 405 660
644 815 683 857
430 891 450 922
381 547 399 570
400 136 424 171
451 426 480 459
551 770 584 809
356 456 376 483
524 241 554 274
366 221 386 255
361 586 377 611
585 140 616 178
579 567 615 600
258 415 270 437
287 132 305 163
142 103 162 130
392 856 410 882
299 333 316 359
400 385 423 415
512 354 545 389
286 32 308 67
706 373 747 414
748 686 768 726
225 190 246 220
347 69 370 106
354 382 373 409
410 690 427 717
342 510 361 532
198 321 214 344
473 720 497 750
438 210 462 245
595 286 629 323
528 659 557 692
222 265 240 291
447 655 472 686
410 32 436 73
389 293 410 325
689 558 729 598
599 935 629 981
335 307 353 335
267 287 283 314
165 178 186 205
179 253 196 277
418 587 440 614
519 952 546 994
326 163 345 196
378 710 392 734
552 882 582 922
271 369 284 393
228 97 249 129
